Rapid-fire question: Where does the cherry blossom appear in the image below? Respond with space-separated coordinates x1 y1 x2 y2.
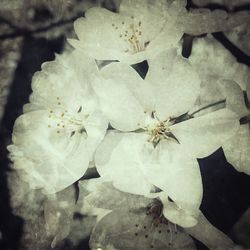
93 54 239 226
8 51 108 194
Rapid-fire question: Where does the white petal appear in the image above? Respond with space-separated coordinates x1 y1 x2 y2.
190 78 248 119
25 50 98 114
92 62 146 131
84 110 108 159
185 212 234 249
171 109 240 158
219 79 249 118
223 125 250 175
182 9 250 36
73 8 123 60
160 193 199 228
147 50 201 119
120 0 183 61
190 36 250 92
90 207 197 250
8 111 91 193
80 180 151 211
72 2 183 63
95 131 153 196
139 141 203 213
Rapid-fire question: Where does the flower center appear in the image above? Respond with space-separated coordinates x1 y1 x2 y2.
47 97 87 137
133 199 179 248
111 16 150 54
144 111 178 148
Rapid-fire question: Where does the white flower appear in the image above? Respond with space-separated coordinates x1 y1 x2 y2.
78 179 197 249
180 7 250 36
189 36 250 94
69 0 250 64
8 51 108 194
79 179 234 249
189 36 250 175
93 53 239 226
68 0 185 64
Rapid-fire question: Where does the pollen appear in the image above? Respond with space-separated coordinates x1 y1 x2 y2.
112 18 148 54
46 104 88 138
143 112 179 147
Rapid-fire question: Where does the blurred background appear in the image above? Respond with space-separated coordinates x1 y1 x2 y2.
0 0 250 249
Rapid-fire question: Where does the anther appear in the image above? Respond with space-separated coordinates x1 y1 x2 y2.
77 106 82 113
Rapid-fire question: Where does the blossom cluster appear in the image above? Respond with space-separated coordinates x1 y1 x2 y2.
8 0 250 249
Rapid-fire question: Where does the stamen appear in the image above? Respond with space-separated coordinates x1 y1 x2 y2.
113 18 147 53
46 99 87 137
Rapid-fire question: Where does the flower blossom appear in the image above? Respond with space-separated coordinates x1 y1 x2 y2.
69 0 185 64
189 36 250 175
78 179 234 249
93 50 240 227
69 0 250 64
8 51 108 194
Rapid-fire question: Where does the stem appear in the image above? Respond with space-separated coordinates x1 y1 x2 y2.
189 99 226 117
